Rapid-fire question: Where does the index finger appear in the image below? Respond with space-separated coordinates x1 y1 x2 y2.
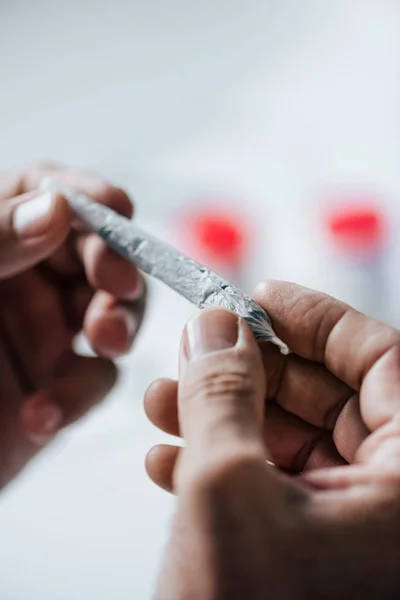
253 280 400 393
0 162 133 218
4 161 139 290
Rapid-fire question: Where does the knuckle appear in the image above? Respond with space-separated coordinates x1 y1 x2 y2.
253 278 290 303
378 417 400 450
26 161 61 183
379 339 400 370
253 279 294 317
252 279 271 302
89 178 111 199
289 292 346 361
192 367 256 404
359 328 400 380
19 161 61 191
92 183 132 217
358 416 400 468
0 169 24 199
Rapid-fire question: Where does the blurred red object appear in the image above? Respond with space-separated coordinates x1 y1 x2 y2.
180 206 250 270
325 200 387 256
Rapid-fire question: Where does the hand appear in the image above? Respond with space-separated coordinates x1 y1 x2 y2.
0 162 145 488
145 282 400 599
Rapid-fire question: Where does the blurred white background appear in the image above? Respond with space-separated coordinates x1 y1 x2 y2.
0 1 399 598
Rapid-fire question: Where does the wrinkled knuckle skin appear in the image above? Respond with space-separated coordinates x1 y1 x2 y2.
192 368 256 406
186 349 259 403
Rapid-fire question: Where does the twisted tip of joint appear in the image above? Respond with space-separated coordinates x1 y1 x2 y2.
270 336 290 355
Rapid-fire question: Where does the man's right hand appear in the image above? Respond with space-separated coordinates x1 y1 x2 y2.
146 282 400 599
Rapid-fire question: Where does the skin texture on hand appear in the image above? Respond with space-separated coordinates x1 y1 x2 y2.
0 162 146 487
145 282 400 599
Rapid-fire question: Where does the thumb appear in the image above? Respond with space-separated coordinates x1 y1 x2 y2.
178 309 269 484
0 190 70 277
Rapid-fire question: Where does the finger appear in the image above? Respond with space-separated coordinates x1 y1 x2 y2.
145 444 181 493
0 168 26 200
301 465 373 490
144 379 347 471
21 354 117 434
8 162 137 282
145 438 345 496
179 310 266 454
177 309 277 494
356 413 400 472
19 396 63 446
50 354 117 424
360 344 400 430
265 403 346 472
144 379 179 436
76 234 143 300
0 270 70 389
254 281 400 389
39 165 136 276
0 353 116 489
260 343 353 429
42 233 84 277
332 393 369 462
260 344 368 462
0 190 70 278
66 284 94 332
84 289 146 358
7 162 134 218
0 163 66 199
0 339 36 488
262 344 348 431
254 281 400 431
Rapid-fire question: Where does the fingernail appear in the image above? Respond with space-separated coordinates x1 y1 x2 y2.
21 399 63 446
184 310 239 361
91 306 137 359
13 192 57 238
125 273 144 301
